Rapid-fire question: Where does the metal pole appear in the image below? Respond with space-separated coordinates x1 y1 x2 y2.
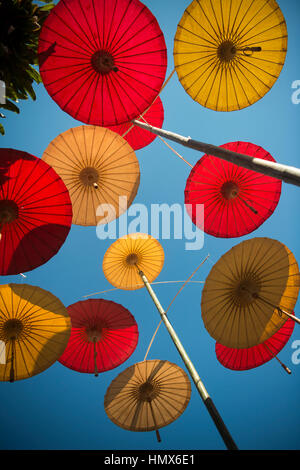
132 120 300 188
138 269 238 451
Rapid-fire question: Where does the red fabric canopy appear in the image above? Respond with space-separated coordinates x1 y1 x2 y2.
0 148 72 275
59 299 139 375
108 96 164 150
215 318 295 371
184 141 282 238
38 0 167 127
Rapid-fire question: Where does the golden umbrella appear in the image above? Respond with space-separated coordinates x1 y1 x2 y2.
42 126 140 226
201 237 300 349
0 283 71 382
103 233 238 450
102 233 164 290
104 359 191 442
174 0 288 111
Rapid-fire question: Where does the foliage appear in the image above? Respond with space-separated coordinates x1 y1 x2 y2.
0 0 55 135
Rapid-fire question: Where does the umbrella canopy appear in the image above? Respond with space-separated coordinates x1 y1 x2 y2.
102 233 164 290
38 0 167 126
174 0 287 111
42 126 140 226
201 238 300 349
0 148 72 275
108 96 164 151
104 359 191 440
0 283 71 382
184 141 282 238
216 318 295 371
59 298 138 376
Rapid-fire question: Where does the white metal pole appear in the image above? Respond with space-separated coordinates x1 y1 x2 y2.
132 120 300 187
138 269 238 451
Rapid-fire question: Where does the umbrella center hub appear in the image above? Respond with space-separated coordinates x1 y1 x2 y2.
126 253 139 266
0 200 19 224
86 327 102 342
236 277 261 306
79 167 99 188
2 319 23 340
221 181 239 200
217 41 237 62
138 381 159 402
91 50 118 75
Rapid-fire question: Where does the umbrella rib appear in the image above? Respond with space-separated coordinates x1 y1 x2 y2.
63 0 98 51
236 55 280 79
41 20 94 57
208 0 223 38
237 7 283 45
109 4 146 56
193 0 222 43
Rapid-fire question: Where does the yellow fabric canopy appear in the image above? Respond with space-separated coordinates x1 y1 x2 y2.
42 126 140 226
0 284 70 382
201 238 300 348
102 233 164 290
104 359 191 436
174 0 287 111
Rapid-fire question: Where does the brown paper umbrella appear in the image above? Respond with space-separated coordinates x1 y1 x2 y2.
201 237 300 349
42 126 140 226
104 359 191 442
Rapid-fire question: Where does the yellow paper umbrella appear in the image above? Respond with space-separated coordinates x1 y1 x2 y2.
174 0 288 111
0 284 71 382
102 233 164 290
42 126 140 226
104 359 191 442
201 238 300 349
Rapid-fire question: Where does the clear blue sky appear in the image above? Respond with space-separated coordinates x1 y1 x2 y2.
0 0 299 451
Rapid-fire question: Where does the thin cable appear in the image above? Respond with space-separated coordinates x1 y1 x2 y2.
121 68 176 139
82 280 205 298
143 255 210 361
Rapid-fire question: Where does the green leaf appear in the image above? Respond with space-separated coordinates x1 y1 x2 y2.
39 3 55 11
27 65 42 83
0 99 20 114
25 83 36 100
0 123 5 136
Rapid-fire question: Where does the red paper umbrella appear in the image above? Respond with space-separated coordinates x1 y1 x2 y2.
216 318 295 374
185 141 282 238
38 0 167 127
108 96 164 150
0 148 72 275
59 299 139 376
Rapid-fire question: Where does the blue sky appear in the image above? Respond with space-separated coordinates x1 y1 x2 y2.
0 0 300 451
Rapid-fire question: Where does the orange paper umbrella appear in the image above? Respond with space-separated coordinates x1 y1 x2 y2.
104 359 191 442
108 97 164 151
59 299 138 376
201 238 300 349
42 126 140 226
102 233 164 290
0 283 70 382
